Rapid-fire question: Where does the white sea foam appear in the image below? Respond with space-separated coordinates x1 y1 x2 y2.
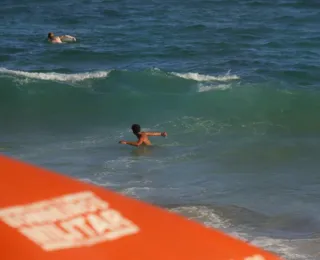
171 205 314 260
172 71 240 82
0 67 110 82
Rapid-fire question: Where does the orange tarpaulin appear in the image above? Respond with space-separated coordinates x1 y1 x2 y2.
0 155 283 260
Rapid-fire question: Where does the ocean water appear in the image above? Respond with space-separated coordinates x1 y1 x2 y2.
1 0 320 259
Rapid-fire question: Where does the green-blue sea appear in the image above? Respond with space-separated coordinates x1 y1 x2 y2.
1 1 320 259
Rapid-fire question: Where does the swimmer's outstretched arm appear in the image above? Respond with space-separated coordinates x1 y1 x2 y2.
143 131 167 137
119 136 144 147
119 140 142 147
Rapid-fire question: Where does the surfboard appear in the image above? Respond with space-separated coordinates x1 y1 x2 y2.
0 155 282 260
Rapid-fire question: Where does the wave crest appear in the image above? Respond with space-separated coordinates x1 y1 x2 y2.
172 71 240 82
0 68 110 82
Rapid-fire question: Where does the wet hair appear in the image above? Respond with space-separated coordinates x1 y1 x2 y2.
131 124 141 134
48 32 54 39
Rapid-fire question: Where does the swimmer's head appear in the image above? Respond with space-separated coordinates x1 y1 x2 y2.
131 124 141 135
48 32 54 39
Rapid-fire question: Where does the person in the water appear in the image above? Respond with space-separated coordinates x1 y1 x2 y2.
47 32 76 43
119 124 167 147
47 32 63 43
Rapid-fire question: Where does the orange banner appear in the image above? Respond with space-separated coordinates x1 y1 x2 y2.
0 155 283 260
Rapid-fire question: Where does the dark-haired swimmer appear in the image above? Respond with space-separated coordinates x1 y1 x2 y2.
119 124 167 147
47 32 76 43
48 32 63 43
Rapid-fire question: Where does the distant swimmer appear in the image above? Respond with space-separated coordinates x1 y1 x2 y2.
47 32 76 43
119 124 167 147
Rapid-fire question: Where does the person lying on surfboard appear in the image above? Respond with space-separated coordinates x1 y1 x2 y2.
47 32 76 43
119 124 167 147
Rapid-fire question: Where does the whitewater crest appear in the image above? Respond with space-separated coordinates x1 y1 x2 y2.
0 68 110 82
171 71 240 82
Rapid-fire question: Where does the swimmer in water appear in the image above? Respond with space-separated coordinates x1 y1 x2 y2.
47 32 63 43
47 32 76 43
119 124 167 147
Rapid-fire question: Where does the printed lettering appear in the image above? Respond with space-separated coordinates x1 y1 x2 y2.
0 191 139 251
20 224 66 245
87 212 112 234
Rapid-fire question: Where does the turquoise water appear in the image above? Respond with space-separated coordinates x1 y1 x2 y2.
1 0 320 259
